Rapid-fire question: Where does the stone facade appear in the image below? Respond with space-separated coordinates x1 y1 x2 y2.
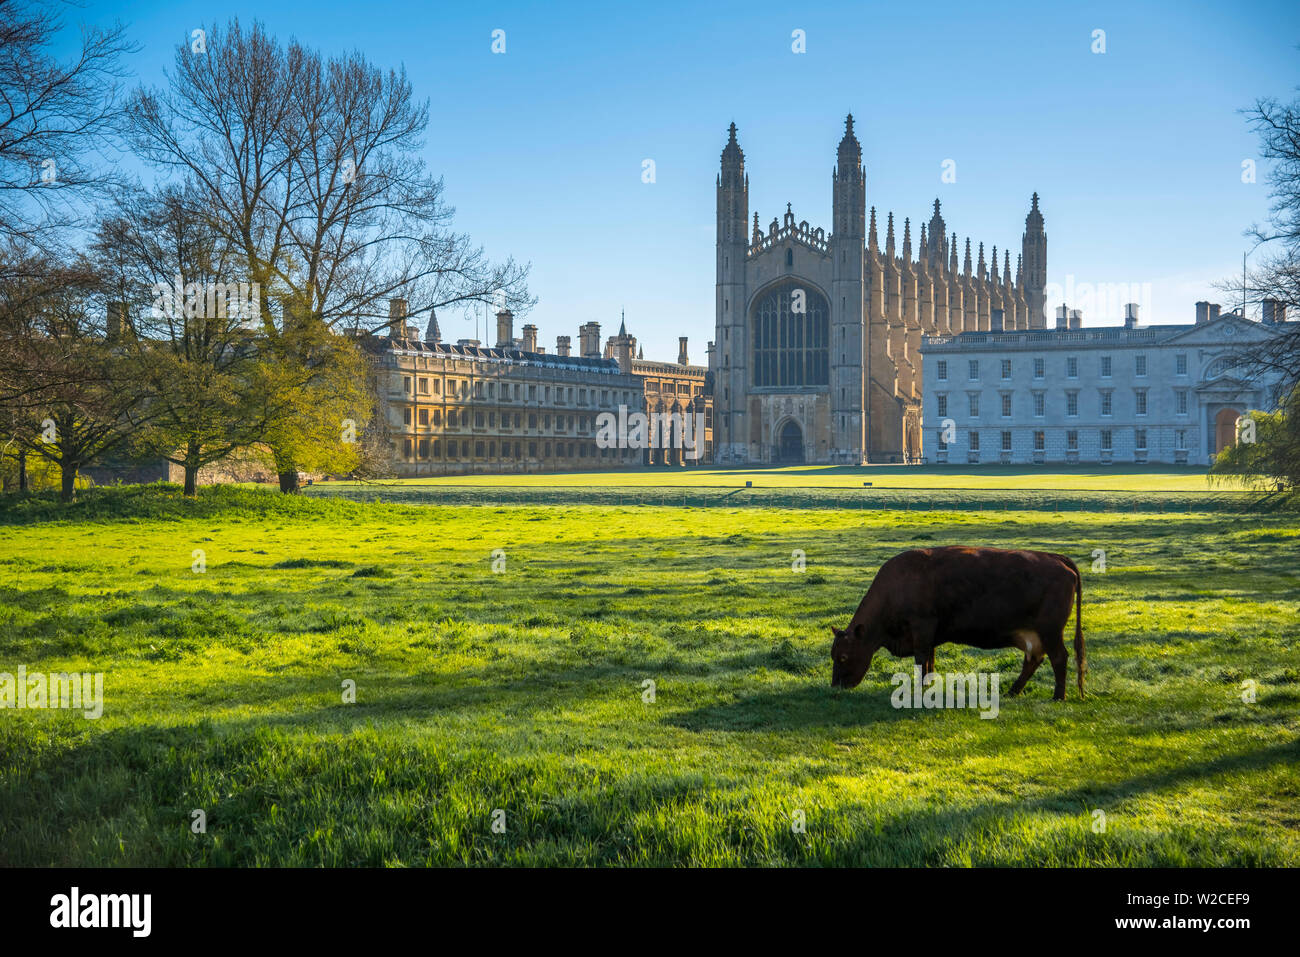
919 304 1294 466
712 115 1046 466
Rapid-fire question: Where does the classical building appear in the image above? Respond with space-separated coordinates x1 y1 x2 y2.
367 303 646 475
919 301 1294 465
368 301 713 475
712 115 1047 465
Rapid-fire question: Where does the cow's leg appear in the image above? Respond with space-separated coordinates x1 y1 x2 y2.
1008 629 1045 696
910 618 938 679
1043 631 1069 701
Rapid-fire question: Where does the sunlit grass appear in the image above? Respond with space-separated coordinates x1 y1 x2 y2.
0 487 1296 866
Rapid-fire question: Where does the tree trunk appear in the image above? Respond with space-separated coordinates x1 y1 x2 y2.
60 461 77 503
17 450 27 492
278 470 301 493
184 440 200 496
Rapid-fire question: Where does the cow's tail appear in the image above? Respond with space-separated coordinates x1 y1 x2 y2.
1066 556 1086 699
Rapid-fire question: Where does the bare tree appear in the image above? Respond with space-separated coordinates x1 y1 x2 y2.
0 0 133 251
126 19 532 489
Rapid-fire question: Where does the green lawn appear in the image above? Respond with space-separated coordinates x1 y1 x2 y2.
0 486 1297 866
318 464 1228 491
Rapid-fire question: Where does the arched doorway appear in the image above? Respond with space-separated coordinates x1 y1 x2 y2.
777 420 804 464
1214 408 1242 454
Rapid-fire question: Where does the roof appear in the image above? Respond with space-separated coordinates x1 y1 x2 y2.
366 335 626 374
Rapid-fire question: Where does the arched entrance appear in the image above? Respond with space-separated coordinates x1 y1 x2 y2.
1214 408 1243 454
777 420 804 464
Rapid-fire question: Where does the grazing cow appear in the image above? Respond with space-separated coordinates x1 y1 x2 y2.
830 546 1085 700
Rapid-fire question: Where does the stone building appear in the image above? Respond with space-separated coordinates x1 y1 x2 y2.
712 115 1046 465
367 302 646 475
919 301 1294 465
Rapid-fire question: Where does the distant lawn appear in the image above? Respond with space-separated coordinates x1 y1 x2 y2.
318 464 1227 492
0 486 1296 866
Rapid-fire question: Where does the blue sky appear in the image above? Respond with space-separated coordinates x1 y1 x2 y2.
68 0 1300 361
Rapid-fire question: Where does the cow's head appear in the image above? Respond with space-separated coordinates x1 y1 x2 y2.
830 621 876 689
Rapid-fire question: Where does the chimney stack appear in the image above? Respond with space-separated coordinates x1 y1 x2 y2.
1208 303 1221 323
495 308 514 349
388 298 409 336
1195 301 1209 324
556 335 571 357
1055 304 1069 330
1067 309 1082 330
579 321 601 358
990 308 1004 332
678 337 690 365
1124 303 1139 328
1263 299 1287 324
106 301 127 340
521 323 538 352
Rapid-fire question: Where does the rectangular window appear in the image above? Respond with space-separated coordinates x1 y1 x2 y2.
1033 392 1045 417
937 429 948 450
968 359 979 380
937 360 948 381
1001 430 1012 451
1067 429 1078 451
1100 391 1112 416
418 408 429 426
1176 390 1188 415
969 431 980 451
936 394 948 417
418 438 429 458
1135 389 1147 415
1176 354 1187 375
1033 357 1044 379
1066 391 1078 416
1100 356 1112 378
1136 354 1147 376
1000 359 1012 380
1135 428 1147 451
1066 357 1078 378
1101 429 1113 451
968 393 980 417
419 377 429 394
1033 430 1045 452
1175 429 1186 450
1001 393 1012 417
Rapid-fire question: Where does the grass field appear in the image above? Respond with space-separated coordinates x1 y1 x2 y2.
0 481 1297 866
319 464 1229 491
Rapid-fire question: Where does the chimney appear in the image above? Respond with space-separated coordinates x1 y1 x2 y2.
106 301 127 340
1195 301 1209 324
1263 299 1287 324
556 335 571 357
1208 303 1221 323
522 323 538 352
990 308 1004 332
495 308 514 348
678 337 690 365
579 321 601 358
1124 303 1139 328
1068 309 1082 330
1055 304 1069 330
388 298 408 336
707 340 716 370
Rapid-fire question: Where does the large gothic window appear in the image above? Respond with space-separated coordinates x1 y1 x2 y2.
751 281 829 388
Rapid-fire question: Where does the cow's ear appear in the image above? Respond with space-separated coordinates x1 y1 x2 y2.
851 622 866 642
830 626 844 640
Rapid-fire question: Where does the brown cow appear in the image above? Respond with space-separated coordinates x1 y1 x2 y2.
830 546 1086 700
